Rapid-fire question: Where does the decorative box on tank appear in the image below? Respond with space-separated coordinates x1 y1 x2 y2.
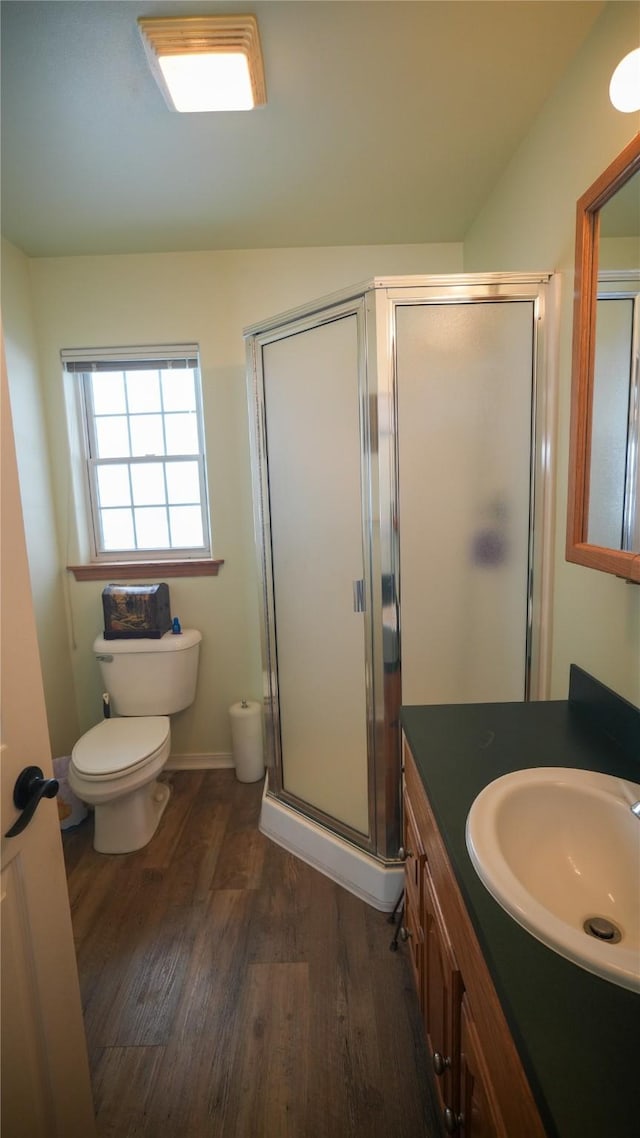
102 583 171 639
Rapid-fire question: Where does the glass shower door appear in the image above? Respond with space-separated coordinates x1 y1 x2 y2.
260 311 370 838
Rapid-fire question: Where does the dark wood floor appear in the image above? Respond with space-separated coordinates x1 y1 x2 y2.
62 770 442 1138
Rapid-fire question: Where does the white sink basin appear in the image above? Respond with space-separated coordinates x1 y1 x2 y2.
465 767 640 992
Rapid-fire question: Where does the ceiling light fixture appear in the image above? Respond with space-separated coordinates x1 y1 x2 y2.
609 47 640 113
138 15 266 112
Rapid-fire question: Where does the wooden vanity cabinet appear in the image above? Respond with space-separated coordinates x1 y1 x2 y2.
401 735 547 1138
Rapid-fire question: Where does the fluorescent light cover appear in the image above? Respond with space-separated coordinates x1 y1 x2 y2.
138 15 266 113
609 47 640 113
159 53 254 112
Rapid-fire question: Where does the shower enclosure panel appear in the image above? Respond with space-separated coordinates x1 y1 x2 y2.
246 274 553 864
396 298 537 705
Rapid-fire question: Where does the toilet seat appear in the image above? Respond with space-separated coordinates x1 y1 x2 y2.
71 716 170 779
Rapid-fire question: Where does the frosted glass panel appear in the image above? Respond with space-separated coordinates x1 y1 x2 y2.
134 506 169 548
95 416 130 458
397 301 533 704
102 508 134 550
91 372 126 415
97 464 131 508
166 461 200 503
263 314 369 835
162 370 196 412
130 414 164 456
125 370 161 413
165 412 199 455
169 505 203 547
130 463 165 506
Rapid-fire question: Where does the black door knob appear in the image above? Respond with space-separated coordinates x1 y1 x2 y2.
4 765 59 838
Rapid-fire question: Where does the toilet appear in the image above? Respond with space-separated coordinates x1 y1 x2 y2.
69 628 201 854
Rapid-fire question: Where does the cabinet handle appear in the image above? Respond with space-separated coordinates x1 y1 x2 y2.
443 1107 462 1134
433 1051 451 1077
398 846 413 861
399 926 412 942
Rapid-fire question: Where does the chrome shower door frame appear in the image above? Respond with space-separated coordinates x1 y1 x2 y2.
245 272 556 864
246 290 384 855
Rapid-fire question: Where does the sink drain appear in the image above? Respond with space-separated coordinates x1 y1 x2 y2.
583 916 622 944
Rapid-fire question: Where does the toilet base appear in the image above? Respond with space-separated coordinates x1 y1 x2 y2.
93 778 171 854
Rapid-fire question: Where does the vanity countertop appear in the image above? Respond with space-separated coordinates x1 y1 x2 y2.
400 670 640 1138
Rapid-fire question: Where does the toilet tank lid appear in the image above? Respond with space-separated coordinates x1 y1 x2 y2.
93 629 202 654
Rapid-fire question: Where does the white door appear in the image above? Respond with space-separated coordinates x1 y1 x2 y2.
1 343 95 1138
262 313 370 835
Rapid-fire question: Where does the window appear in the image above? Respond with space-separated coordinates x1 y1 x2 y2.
63 345 211 562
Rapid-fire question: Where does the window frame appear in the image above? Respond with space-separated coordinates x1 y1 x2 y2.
64 345 212 564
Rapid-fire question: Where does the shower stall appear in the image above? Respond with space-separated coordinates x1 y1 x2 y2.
245 274 554 879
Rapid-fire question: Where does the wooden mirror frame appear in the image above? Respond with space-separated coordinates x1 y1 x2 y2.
566 131 640 583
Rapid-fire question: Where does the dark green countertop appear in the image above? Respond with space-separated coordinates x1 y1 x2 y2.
400 694 640 1138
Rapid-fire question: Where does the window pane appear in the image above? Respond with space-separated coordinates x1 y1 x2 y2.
135 506 169 548
165 412 199 455
96 416 130 458
166 461 200 504
130 415 165 456
126 370 161 413
91 372 126 415
97 464 131 508
101 508 134 550
131 463 166 506
169 505 204 547
161 369 196 412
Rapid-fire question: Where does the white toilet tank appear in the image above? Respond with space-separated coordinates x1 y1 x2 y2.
94 629 202 716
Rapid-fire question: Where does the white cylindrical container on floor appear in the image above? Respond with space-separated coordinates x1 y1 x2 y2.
53 755 88 829
229 700 264 783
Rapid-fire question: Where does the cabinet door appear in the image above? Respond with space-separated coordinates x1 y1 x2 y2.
459 996 506 1138
402 879 425 997
423 865 464 1119
402 789 424 898
402 791 425 998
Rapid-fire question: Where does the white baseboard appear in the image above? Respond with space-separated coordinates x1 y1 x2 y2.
166 752 234 771
259 784 403 913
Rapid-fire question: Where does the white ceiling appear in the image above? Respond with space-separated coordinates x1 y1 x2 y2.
1 0 605 257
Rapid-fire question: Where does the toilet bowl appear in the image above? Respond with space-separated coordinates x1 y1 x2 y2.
71 627 201 853
69 716 171 854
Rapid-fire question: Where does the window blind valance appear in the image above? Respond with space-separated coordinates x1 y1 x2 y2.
61 345 199 372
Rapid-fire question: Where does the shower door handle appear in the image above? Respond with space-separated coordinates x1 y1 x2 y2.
353 579 366 613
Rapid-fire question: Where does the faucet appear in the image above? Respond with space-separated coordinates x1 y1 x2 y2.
616 779 640 818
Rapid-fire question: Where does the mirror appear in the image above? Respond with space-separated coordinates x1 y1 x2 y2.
567 132 640 582
589 265 639 552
